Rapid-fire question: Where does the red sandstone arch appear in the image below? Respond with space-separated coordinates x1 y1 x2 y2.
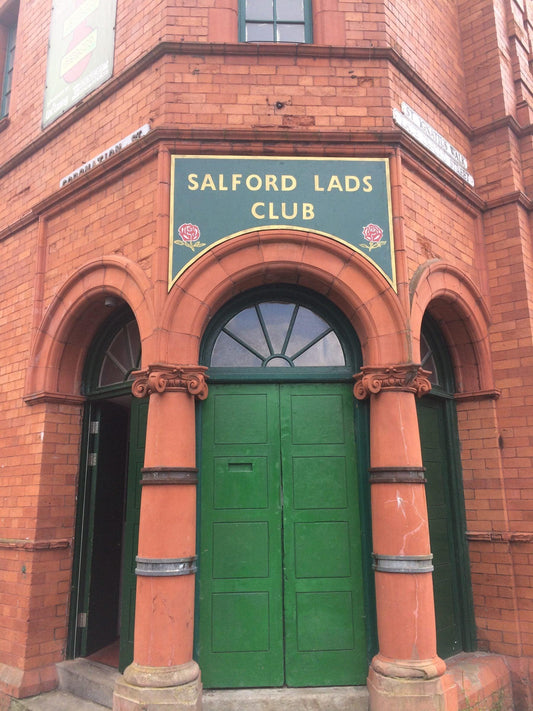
161 229 410 367
25 256 156 398
410 260 494 393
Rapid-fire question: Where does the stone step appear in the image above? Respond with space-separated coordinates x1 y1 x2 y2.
10 689 107 711
56 659 118 708
203 686 369 711
11 658 369 711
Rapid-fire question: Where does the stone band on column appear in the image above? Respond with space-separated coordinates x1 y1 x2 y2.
135 556 198 577
373 553 434 574
370 466 427 484
141 467 198 485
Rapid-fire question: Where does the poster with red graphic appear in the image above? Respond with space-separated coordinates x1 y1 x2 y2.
42 0 117 127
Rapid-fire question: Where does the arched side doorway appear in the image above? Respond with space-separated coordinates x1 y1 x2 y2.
195 286 372 689
68 306 147 672
418 315 476 659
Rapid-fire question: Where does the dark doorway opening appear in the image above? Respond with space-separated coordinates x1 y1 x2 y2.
68 308 145 672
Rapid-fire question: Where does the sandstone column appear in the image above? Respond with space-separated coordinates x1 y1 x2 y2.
113 364 207 711
354 364 458 711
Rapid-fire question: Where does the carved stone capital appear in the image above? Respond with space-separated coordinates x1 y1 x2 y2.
353 364 431 400
132 364 208 400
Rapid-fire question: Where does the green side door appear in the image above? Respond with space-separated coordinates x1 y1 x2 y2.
418 396 463 658
198 382 366 688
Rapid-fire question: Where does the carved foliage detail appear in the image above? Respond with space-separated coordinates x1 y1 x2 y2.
353 365 431 400
132 365 208 400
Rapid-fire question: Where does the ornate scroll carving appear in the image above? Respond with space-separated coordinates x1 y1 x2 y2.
353 364 431 400
132 364 208 400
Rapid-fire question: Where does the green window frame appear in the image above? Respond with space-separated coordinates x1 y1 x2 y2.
1 21 16 119
239 0 313 43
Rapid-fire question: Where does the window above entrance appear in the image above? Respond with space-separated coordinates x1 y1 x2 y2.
83 307 141 396
202 287 362 382
211 301 345 368
98 319 141 387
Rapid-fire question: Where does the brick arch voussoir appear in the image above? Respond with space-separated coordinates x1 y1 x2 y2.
26 256 156 397
410 260 493 393
162 229 409 366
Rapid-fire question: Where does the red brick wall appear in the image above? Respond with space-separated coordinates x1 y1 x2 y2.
2 0 533 704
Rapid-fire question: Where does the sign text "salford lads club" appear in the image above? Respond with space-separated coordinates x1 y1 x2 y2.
186 171 374 221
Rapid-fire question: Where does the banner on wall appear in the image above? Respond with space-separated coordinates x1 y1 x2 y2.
42 0 117 127
169 156 396 291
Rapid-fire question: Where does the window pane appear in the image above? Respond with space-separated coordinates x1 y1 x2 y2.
276 0 304 21
286 307 333 359
225 307 269 355
246 0 273 20
211 331 263 367
246 22 275 41
293 332 345 366
276 23 306 42
99 358 126 387
1 25 16 118
258 302 295 353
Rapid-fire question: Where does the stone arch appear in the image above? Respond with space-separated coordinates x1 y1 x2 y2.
161 229 409 367
410 259 494 393
25 255 156 398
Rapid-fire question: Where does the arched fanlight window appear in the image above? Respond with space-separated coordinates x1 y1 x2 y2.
201 286 359 377
98 320 141 387
211 300 345 368
83 307 141 395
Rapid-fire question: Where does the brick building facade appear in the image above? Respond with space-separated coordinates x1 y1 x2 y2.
1 1 533 710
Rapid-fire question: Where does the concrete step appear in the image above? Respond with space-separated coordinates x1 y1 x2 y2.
10 689 107 711
202 686 369 711
56 659 118 709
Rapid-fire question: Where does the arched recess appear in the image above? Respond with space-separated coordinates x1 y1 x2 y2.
195 284 373 689
409 259 494 394
25 255 156 400
161 229 410 368
410 260 492 659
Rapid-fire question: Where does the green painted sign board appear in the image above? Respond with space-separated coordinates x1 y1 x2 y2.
169 156 396 290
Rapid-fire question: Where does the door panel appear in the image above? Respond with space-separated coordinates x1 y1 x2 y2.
198 383 366 688
281 385 366 686
198 385 284 688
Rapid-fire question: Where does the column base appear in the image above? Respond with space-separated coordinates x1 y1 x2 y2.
113 661 202 711
367 666 458 711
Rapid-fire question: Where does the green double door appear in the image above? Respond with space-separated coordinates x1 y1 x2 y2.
198 382 367 688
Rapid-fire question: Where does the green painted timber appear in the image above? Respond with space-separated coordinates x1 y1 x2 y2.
198 383 366 688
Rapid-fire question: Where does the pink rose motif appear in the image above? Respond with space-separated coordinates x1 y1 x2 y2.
362 223 383 244
178 223 200 243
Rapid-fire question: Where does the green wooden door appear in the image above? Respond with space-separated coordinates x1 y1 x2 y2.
418 396 463 658
198 383 366 688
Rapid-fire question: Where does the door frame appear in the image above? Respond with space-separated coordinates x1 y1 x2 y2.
68 307 144 668
194 285 377 680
